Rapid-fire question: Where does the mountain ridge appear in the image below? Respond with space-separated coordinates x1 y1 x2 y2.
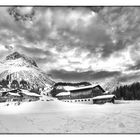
4 51 38 67
0 52 55 93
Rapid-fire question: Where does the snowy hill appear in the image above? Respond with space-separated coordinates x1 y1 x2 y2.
0 52 55 92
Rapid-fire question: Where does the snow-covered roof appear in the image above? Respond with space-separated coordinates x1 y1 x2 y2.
56 92 70 96
0 88 20 93
68 85 103 92
93 94 115 100
8 92 21 96
63 86 78 91
104 91 109 94
0 88 9 93
21 90 41 97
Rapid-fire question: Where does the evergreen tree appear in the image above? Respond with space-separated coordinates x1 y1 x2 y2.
111 82 140 100
20 79 28 89
0 79 9 88
11 80 19 89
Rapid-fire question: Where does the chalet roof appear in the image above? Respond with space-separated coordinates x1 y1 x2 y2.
0 89 9 93
92 94 115 100
0 88 21 93
68 85 105 92
21 90 41 97
56 92 70 96
8 92 21 96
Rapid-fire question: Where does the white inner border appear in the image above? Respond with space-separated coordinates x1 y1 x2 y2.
0 1 140 139
0 0 139 6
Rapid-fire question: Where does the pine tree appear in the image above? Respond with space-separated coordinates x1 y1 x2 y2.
111 82 140 100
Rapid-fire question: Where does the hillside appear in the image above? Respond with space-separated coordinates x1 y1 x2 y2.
0 52 55 93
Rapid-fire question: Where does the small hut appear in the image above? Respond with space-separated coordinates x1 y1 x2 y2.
6 92 21 102
0 89 21 102
0 89 41 102
19 89 41 102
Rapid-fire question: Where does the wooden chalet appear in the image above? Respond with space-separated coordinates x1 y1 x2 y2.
56 85 116 104
19 89 41 102
0 89 41 102
0 89 21 102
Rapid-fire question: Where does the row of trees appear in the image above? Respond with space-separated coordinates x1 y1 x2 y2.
111 82 140 100
0 78 41 94
54 82 91 87
0 78 29 89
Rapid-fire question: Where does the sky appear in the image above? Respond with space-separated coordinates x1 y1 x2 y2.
0 6 140 83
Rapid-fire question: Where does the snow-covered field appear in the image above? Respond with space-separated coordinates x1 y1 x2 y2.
0 100 140 133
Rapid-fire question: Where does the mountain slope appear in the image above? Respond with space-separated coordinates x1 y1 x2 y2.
0 52 55 92
101 78 122 92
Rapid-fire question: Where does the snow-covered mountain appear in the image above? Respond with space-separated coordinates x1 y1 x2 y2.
0 52 55 92
101 78 122 92
5 52 38 67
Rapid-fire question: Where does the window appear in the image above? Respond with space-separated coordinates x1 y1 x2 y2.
78 100 80 102
88 99 90 101
85 99 87 101
81 100 83 101
75 100 77 102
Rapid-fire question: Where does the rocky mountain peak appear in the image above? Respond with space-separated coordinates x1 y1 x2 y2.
0 52 55 94
5 51 38 67
6 52 23 60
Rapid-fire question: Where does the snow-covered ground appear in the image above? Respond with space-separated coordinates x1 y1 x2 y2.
0 100 140 133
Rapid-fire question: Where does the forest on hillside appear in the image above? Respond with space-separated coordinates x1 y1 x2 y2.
0 78 41 94
111 82 140 100
52 81 140 99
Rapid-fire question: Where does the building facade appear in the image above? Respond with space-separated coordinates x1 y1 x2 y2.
56 85 105 100
56 85 115 104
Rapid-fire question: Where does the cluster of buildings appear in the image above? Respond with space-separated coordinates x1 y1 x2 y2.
0 89 41 103
0 84 116 105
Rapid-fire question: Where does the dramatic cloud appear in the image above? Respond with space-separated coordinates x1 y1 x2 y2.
49 69 121 82
0 7 140 83
127 63 140 71
118 71 140 83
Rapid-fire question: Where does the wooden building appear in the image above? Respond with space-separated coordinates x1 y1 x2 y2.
56 92 71 100
0 89 41 102
56 85 105 99
56 85 116 104
70 85 105 99
19 89 41 102
0 89 21 102
5 92 21 102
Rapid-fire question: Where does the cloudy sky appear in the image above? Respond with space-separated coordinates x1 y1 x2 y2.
0 6 140 83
